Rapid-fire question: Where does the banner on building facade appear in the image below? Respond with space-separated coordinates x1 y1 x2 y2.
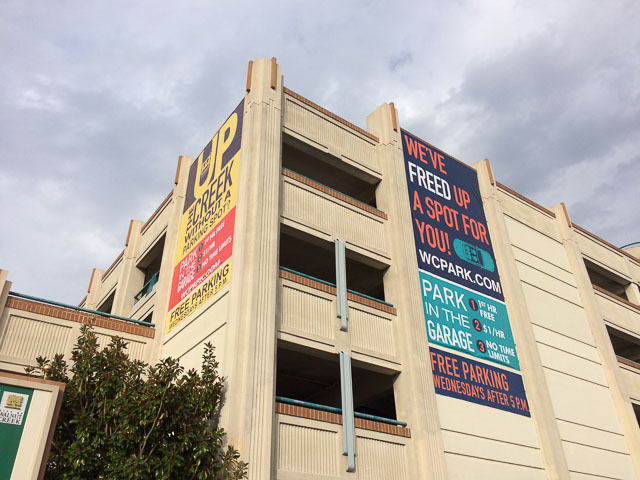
421 271 519 370
430 347 530 416
166 100 244 333
401 129 528 414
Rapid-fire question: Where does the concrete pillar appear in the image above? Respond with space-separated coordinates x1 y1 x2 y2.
151 156 190 363
624 281 640 305
84 267 105 309
223 57 283 479
472 159 571 479
551 202 640 477
111 219 144 317
0 269 12 328
367 103 448 480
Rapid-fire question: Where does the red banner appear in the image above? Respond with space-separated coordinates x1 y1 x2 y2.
168 207 235 311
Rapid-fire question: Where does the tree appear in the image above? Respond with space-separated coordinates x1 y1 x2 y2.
28 324 247 480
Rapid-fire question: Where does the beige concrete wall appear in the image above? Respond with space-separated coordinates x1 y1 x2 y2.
277 414 341 478
275 413 410 480
0 305 153 373
490 184 638 478
126 190 177 339
277 275 400 370
574 229 633 282
438 396 545 479
283 92 381 179
279 277 336 343
597 290 640 336
553 207 640 478
161 288 230 371
281 175 388 259
620 362 640 403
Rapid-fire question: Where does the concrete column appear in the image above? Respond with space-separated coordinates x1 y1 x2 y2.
366 103 448 480
0 269 12 329
472 159 571 479
551 202 640 477
84 267 105 309
111 220 144 317
223 57 283 479
624 280 640 305
150 155 190 362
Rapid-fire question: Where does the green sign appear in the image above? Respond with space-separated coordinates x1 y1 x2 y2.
421 271 520 369
0 384 33 479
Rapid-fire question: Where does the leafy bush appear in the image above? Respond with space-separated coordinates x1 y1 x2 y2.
29 324 247 480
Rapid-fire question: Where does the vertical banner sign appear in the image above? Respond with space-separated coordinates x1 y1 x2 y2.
167 100 244 333
401 130 530 416
0 385 32 478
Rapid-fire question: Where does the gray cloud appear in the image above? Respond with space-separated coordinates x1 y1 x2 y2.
403 4 640 246
1 0 639 302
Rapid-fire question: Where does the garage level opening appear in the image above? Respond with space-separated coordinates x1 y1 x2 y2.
96 290 115 314
633 403 640 430
279 227 336 286
607 326 640 363
135 234 165 301
352 362 398 420
276 344 341 408
276 343 399 422
345 250 388 303
282 135 380 208
584 259 630 301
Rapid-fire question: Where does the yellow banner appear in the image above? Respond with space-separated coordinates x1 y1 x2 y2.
166 100 243 333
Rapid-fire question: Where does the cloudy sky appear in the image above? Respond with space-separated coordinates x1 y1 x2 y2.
1 0 638 304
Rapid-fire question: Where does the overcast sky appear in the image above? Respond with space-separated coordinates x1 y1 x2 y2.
1 0 639 304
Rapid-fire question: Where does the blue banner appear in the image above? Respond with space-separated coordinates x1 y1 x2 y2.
401 130 503 301
430 347 530 417
421 272 519 370
401 129 529 415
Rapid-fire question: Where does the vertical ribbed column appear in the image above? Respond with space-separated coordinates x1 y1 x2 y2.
112 220 143 317
150 155 189 362
625 281 640 305
0 270 11 322
473 160 571 479
551 203 640 477
223 58 283 479
0 270 12 345
84 267 104 309
366 104 448 479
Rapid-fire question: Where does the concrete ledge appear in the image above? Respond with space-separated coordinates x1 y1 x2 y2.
276 401 411 438
279 268 396 315
6 297 155 339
